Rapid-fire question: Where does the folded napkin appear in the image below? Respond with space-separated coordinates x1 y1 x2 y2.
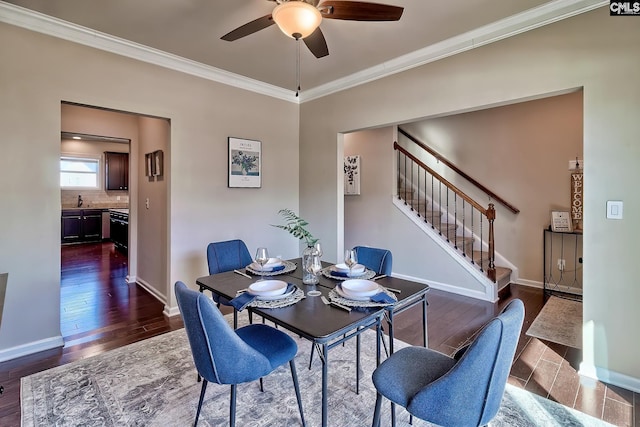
230 283 297 311
370 292 396 304
250 263 286 272
229 292 257 311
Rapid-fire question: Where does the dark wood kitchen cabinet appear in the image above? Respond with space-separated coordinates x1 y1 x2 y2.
105 151 129 191
61 209 103 244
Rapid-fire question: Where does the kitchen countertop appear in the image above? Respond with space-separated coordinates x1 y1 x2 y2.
61 206 129 211
109 209 129 215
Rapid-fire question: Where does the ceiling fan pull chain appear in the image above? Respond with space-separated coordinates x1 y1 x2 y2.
294 33 301 97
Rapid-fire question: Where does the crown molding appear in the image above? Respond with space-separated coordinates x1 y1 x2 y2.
300 0 607 102
0 1 298 103
0 0 606 104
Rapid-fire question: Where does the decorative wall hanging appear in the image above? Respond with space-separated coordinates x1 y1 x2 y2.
145 153 153 177
228 137 261 188
570 159 583 232
344 155 360 195
153 150 164 177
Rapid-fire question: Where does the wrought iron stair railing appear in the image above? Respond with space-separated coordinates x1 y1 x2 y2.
395 141 497 282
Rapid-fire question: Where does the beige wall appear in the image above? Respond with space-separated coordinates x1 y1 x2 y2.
0 22 300 360
301 9 640 390
137 116 169 299
400 91 584 285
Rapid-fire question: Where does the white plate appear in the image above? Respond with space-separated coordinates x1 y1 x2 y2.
342 279 379 297
332 263 365 274
335 285 372 301
256 286 296 301
248 280 288 297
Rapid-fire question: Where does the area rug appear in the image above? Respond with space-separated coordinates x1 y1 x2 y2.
527 296 583 349
21 313 608 426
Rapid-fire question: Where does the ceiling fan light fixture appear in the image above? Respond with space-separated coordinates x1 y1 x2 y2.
272 1 322 39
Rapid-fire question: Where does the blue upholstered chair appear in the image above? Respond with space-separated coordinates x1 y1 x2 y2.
371 298 525 427
175 281 306 427
354 246 392 275
206 239 253 329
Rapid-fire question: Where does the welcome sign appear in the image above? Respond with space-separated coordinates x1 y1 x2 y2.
571 172 583 231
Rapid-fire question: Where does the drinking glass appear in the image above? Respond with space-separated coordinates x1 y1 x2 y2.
255 247 269 280
306 254 322 296
344 249 358 278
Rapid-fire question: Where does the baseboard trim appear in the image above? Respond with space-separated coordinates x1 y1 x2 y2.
0 335 64 362
579 363 640 393
391 273 491 302
135 278 166 305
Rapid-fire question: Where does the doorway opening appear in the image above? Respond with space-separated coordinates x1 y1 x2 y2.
59 101 170 342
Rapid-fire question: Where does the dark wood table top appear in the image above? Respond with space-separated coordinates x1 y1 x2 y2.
196 270 385 343
195 258 429 341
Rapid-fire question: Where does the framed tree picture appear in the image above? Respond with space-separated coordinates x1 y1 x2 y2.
228 137 261 188
344 155 360 195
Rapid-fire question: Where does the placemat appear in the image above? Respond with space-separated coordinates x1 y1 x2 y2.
245 259 297 276
321 266 376 281
238 287 306 309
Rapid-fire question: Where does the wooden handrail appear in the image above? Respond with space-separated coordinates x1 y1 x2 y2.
398 128 520 214
394 142 487 214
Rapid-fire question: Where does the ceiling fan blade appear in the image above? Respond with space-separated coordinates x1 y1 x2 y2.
303 27 329 58
319 1 404 21
221 14 275 41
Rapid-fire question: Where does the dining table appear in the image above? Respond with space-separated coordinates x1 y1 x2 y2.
195 258 429 427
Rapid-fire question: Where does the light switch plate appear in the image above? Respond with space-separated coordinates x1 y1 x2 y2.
606 200 623 219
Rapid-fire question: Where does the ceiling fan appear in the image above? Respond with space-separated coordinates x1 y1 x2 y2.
221 0 404 58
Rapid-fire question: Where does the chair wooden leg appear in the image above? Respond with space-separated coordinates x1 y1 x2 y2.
233 310 238 329
259 377 264 392
194 379 208 427
371 392 382 427
230 384 237 427
290 360 306 427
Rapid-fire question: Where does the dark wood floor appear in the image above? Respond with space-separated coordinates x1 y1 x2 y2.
0 242 636 426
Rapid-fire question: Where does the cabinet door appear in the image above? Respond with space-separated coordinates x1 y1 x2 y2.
61 214 82 244
82 210 103 241
105 152 129 191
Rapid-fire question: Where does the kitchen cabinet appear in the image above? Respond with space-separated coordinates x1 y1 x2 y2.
61 209 103 244
105 151 129 191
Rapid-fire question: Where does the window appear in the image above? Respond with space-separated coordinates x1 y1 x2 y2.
60 156 100 189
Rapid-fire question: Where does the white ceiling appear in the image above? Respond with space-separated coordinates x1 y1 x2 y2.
1 0 605 101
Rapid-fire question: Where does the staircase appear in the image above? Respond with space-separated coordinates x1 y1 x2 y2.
394 135 515 301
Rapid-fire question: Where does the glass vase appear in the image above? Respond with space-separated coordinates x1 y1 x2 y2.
302 244 319 285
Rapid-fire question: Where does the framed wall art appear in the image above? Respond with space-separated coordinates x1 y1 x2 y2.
228 137 261 188
344 155 360 195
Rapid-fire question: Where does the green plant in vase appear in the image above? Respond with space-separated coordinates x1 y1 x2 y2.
272 209 318 246
272 209 320 285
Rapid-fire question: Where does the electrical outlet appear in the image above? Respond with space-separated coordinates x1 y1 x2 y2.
557 259 566 271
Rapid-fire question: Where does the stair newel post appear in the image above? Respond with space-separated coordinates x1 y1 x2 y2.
486 203 497 282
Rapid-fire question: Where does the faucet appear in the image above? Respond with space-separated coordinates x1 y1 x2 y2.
77 195 83 208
